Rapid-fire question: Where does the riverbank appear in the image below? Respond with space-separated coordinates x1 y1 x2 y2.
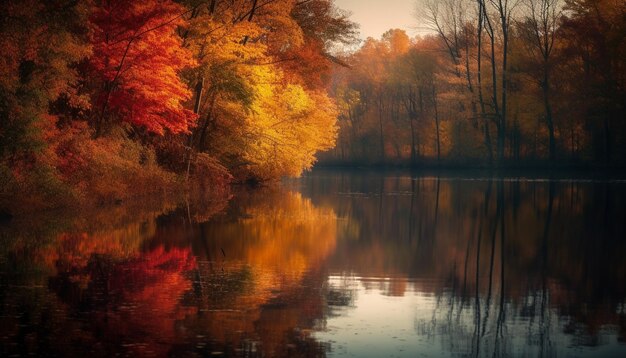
314 160 626 178
0 131 232 219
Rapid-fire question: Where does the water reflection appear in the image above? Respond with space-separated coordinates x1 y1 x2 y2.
1 171 625 357
0 188 336 357
176 189 337 356
296 171 626 357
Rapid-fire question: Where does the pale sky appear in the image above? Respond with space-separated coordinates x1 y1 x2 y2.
334 0 423 41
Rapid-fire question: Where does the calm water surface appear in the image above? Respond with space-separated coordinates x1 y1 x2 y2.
1 170 625 357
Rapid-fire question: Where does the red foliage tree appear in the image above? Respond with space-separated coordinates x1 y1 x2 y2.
89 0 197 135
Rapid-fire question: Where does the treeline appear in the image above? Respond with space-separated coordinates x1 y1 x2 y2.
322 0 625 167
0 0 357 211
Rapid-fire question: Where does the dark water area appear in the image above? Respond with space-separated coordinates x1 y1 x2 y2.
1 170 625 357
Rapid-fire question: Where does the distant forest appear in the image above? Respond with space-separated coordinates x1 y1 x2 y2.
322 0 625 167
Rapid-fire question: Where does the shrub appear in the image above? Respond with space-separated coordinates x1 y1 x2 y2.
54 123 178 205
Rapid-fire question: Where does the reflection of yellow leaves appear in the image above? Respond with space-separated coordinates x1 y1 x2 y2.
195 189 337 302
52 222 151 271
241 192 336 275
187 189 336 354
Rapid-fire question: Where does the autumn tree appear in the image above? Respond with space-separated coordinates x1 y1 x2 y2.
0 0 92 210
179 0 356 181
89 0 197 135
239 72 338 179
321 0 625 168
518 0 562 162
391 46 439 163
0 0 91 161
286 0 359 87
560 0 626 163
419 0 495 162
490 0 519 162
476 0 494 163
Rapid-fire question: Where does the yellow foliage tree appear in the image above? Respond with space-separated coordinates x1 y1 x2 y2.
180 0 345 181
240 66 338 180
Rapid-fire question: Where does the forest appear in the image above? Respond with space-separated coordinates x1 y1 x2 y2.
0 0 625 213
0 0 357 211
325 0 625 167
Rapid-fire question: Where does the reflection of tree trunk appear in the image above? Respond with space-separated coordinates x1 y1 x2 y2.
478 179 495 337
198 223 214 273
473 207 483 358
434 177 440 228
462 236 471 300
378 176 384 237
482 185 500 336
409 177 415 242
417 178 424 243
494 180 506 347
541 182 554 259
539 180 554 356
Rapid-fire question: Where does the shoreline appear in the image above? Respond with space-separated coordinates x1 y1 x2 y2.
313 162 626 178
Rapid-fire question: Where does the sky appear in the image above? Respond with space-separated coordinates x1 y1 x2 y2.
334 0 424 41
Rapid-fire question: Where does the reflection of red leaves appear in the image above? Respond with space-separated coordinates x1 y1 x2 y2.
106 246 197 356
109 246 197 291
53 242 198 356
54 232 92 270
48 230 198 294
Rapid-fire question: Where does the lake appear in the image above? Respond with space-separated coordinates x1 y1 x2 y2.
1 170 625 357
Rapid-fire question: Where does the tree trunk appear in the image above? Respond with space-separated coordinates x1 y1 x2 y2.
485 13 502 164
241 0 258 45
477 0 493 165
495 0 513 165
410 112 417 165
432 84 441 163
542 68 556 163
378 95 385 161
603 116 611 164
193 76 204 115
499 25 508 164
